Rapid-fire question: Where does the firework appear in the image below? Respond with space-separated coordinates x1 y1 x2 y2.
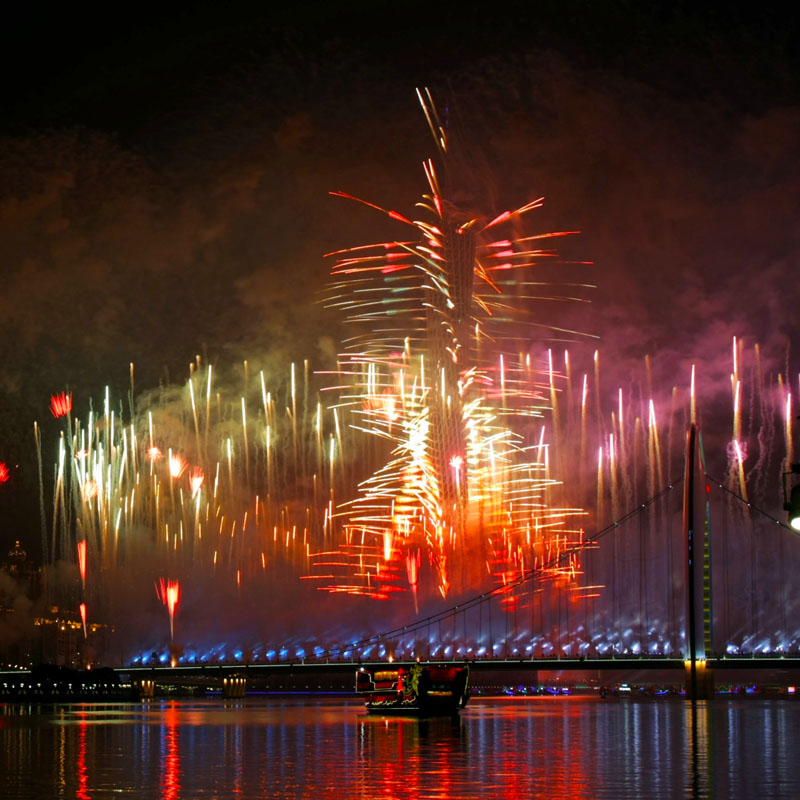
39 356 348 659
77 539 87 588
50 391 72 418
156 579 180 641
308 90 592 602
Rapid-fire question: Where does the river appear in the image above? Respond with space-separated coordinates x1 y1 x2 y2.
1 695 798 798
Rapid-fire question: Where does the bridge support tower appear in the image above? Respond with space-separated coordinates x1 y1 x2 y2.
684 423 714 699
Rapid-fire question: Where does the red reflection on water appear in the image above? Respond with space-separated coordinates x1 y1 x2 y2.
161 704 181 800
356 700 595 800
359 716 463 800
76 719 90 800
379 719 411 798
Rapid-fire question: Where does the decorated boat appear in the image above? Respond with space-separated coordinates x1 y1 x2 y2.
355 662 470 716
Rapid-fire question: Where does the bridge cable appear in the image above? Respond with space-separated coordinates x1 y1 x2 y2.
704 473 800 535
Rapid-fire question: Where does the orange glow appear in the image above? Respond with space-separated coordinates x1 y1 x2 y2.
77 539 87 583
189 467 204 497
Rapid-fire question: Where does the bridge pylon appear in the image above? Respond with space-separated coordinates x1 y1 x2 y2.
684 423 714 699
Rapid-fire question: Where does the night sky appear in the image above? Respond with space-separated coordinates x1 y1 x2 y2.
2 1 800 559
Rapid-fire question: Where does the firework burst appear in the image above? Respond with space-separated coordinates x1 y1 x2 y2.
308 90 593 602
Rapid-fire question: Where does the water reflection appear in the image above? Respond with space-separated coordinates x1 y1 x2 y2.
685 701 711 799
1 697 799 799
356 715 467 799
160 705 180 800
76 717 90 800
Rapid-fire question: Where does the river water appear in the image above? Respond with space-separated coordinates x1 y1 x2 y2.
1 695 798 799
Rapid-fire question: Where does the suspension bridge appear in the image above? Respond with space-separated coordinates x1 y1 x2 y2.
119 425 800 697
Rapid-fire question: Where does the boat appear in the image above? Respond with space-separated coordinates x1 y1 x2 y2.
355 662 470 716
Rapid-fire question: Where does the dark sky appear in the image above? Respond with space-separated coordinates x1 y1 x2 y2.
2 1 800 557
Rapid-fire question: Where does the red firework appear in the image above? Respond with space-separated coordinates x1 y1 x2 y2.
50 392 73 418
0 462 9 484
156 578 181 640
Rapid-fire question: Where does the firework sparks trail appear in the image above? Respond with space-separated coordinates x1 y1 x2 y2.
308 90 593 603
156 578 180 641
50 391 72 418
41 358 339 596
77 539 87 588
